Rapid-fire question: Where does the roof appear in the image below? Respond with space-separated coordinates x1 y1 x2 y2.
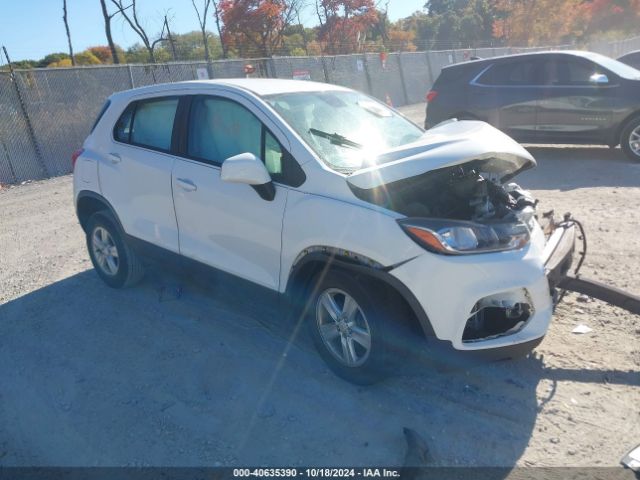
443 50 604 69
111 78 349 101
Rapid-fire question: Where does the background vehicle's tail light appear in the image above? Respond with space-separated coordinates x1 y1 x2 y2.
71 148 84 170
426 90 438 103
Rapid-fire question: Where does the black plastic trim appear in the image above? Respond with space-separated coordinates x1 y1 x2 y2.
75 191 124 233
286 251 436 338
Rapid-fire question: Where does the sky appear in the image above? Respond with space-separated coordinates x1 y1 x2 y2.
0 0 426 62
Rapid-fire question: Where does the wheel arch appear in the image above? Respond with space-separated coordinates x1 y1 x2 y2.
615 110 640 147
76 190 123 233
285 250 436 338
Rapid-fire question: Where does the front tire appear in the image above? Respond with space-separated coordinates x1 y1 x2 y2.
86 211 144 288
307 270 398 384
621 116 640 161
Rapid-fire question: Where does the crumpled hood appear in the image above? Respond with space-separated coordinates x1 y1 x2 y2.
347 120 536 190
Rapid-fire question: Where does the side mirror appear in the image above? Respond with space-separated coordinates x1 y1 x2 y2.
220 152 275 201
590 73 609 85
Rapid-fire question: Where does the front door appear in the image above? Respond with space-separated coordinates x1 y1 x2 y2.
171 94 290 290
536 55 617 143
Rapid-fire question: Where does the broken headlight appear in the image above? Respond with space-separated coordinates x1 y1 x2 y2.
398 218 530 255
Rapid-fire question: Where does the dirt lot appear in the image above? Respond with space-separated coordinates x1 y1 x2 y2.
0 104 638 468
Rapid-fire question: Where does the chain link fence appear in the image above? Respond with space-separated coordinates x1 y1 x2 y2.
1 36 639 185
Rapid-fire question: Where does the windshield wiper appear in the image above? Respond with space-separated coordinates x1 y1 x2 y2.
309 128 362 149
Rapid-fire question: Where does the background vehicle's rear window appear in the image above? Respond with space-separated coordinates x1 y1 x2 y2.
477 61 538 85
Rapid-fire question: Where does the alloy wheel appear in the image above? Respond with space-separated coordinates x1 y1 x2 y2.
630 125 640 156
91 226 119 276
316 288 372 367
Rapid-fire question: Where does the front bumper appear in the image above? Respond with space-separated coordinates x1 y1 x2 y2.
390 222 576 354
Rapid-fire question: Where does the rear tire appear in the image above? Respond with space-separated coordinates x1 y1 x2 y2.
86 211 144 288
620 116 640 161
306 270 409 385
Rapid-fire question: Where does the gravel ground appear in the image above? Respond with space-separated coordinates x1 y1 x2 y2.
0 104 638 468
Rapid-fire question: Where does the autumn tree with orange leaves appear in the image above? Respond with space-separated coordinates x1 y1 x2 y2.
315 0 379 54
220 0 304 57
492 0 640 46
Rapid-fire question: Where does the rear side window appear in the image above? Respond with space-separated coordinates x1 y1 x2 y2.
113 97 179 151
477 61 538 85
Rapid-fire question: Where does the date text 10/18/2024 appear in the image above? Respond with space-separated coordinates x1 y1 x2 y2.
232 468 401 477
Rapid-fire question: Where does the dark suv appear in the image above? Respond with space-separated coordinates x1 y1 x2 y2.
425 51 640 161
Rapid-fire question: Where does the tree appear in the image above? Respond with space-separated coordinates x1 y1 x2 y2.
75 50 102 65
492 0 583 46
220 0 303 57
191 0 214 67
315 0 379 54
37 52 70 68
109 0 172 62
579 0 640 40
99 0 121 63
62 0 75 66
85 45 126 63
212 0 228 58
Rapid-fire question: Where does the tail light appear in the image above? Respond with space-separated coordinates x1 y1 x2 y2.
71 148 84 170
426 90 438 103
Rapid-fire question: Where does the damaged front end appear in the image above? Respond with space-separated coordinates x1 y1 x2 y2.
346 120 581 344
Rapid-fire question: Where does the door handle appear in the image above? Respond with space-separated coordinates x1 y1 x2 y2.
107 153 121 164
176 178 197 192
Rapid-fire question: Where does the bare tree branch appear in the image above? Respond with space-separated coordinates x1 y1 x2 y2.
110 0 160 62
191 0 213 64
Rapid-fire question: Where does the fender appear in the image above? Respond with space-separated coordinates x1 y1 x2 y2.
286 250 436 338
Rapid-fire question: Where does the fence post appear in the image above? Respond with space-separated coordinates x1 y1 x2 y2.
0 138 18 184
321 56 330 83
362 54 374 95
396 52 409 107
425 51 435 88
2 46 48 178
127 65 135 88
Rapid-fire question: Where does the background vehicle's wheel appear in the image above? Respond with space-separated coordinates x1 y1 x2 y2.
621 116 640 161
307 270 403 384
86 211 144 288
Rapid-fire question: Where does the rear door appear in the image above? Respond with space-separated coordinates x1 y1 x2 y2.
536 55 617 143
467 58 540 142
171 93 292 290
99 96 180 252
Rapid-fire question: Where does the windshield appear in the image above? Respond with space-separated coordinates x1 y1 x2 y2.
265 90 424 173
581 51 640 79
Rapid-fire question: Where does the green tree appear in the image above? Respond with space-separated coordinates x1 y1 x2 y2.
37 52 70 67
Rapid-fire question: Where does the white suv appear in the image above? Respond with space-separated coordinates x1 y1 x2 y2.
73 79 575 384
